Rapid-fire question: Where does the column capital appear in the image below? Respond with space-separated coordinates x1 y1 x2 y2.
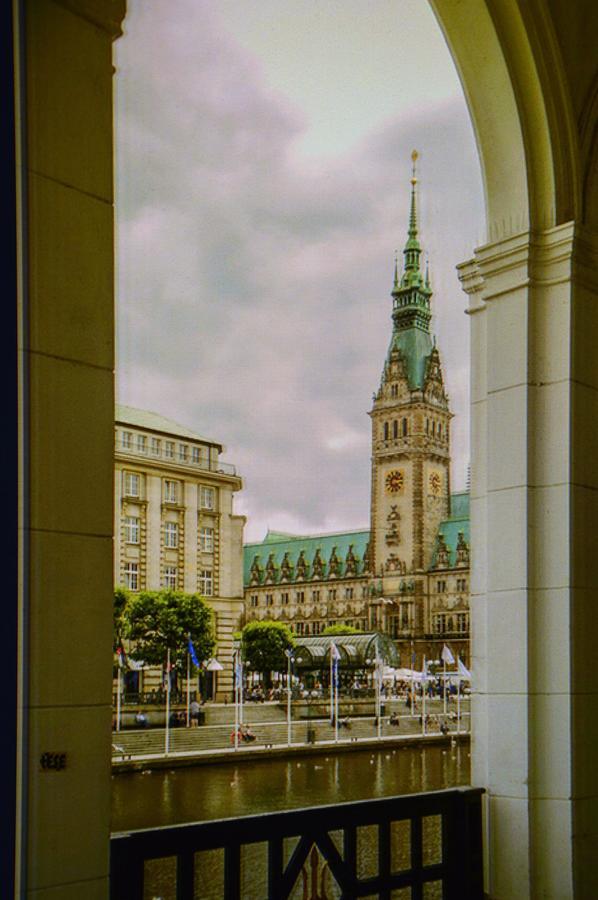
54 0 127 40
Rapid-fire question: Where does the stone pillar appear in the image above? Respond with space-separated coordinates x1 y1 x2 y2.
459 224 598 899
16 1 126 896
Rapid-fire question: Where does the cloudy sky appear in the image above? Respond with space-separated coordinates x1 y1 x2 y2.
114 0 485 542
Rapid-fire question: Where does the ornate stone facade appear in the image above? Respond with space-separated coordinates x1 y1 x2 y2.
114 405 245 698
244 161 470 667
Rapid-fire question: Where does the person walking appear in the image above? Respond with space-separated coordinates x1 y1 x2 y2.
190 699 201 727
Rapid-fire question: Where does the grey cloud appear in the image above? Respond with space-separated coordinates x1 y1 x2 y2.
116 1 484 542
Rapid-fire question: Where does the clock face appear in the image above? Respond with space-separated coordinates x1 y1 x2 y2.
385 469 404 494
429 471 442 495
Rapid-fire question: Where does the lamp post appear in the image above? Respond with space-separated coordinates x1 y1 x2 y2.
366 640 382 740
285 649 294 746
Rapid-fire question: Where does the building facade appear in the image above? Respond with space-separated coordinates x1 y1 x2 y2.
114 405 245 698
244 160 470 667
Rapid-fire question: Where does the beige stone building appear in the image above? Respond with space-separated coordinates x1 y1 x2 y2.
114 405 245 698
244 166 471 668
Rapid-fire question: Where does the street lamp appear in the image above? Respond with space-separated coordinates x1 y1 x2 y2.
284 651 303 746
285 649 293 746
366 637 382 739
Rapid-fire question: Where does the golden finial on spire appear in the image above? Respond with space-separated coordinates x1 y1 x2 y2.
411 149 418 185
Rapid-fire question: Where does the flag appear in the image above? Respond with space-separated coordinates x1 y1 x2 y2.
458 658 471 679
187 635 200 669
331 643 340 687
162 656 175 689
441 644 455 665
234 654 243 689
116 645 127 669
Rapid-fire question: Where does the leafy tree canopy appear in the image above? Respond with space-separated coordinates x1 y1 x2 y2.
321 624 364 636
123 589 215 669
241 620 294 677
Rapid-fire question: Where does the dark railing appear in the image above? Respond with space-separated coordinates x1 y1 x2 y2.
110 787 484 899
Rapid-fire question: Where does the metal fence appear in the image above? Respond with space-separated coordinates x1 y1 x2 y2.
110 787 484 899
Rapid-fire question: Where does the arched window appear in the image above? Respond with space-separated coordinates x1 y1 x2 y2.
402 418 408 437
392 420 398 439
383 422 389 441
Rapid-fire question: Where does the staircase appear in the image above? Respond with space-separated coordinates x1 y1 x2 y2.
112 711 470 760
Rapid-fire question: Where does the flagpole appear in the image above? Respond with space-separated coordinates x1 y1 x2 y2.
422 655 426 737
186 651 191 728
116 664 121 733
334 659 339 743
376 641 381 741
239 657 244 728
329 650 334 725
443 655 447 721
234 649 239 751
286 650 292 746
165 648 171 756
457 676 461 736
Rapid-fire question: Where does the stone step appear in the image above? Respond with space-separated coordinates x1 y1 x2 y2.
112 712 471 759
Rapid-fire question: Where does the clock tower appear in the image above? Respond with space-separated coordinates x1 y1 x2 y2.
369 152 452 600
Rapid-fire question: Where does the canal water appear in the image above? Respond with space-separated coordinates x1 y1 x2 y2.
112 742 470 833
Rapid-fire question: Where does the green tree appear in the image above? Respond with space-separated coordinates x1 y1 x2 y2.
321 623 364 636
123 589 215 671
113 586 129 652
241 620 294 686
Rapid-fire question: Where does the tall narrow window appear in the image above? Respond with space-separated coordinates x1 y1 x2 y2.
122 431 132 449
164 565 177 589
392 420 398 439
124 516 140 544
199 569 213 596
164 521 179 548
164 441 174 459
164 480 179 503
199 526 214 552
402 418 408 437
124 472 140 498
124 562 139 591
200 486 215 510
383 422 389 441
136 434 147 453
178 443 188 461
150 437 161 456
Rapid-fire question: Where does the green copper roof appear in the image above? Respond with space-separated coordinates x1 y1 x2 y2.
386 326 435 391
115 404 221 448
429 493 471 569
244 529 370 587
450 492 470 519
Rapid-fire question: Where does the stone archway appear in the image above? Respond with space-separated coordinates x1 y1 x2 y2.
427 3 598 898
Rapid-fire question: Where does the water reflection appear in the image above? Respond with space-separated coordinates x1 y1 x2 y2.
111 744 470 833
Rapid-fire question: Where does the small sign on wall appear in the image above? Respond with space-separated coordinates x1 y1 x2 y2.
40 752 67 771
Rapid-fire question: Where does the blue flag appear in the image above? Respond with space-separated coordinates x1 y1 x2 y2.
188 636 200 668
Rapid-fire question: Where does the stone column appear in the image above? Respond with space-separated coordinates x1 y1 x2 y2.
459 224 598 898
16 1 126 896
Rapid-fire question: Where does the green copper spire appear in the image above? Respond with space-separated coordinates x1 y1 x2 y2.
401 150 423 286
385 151 435 389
